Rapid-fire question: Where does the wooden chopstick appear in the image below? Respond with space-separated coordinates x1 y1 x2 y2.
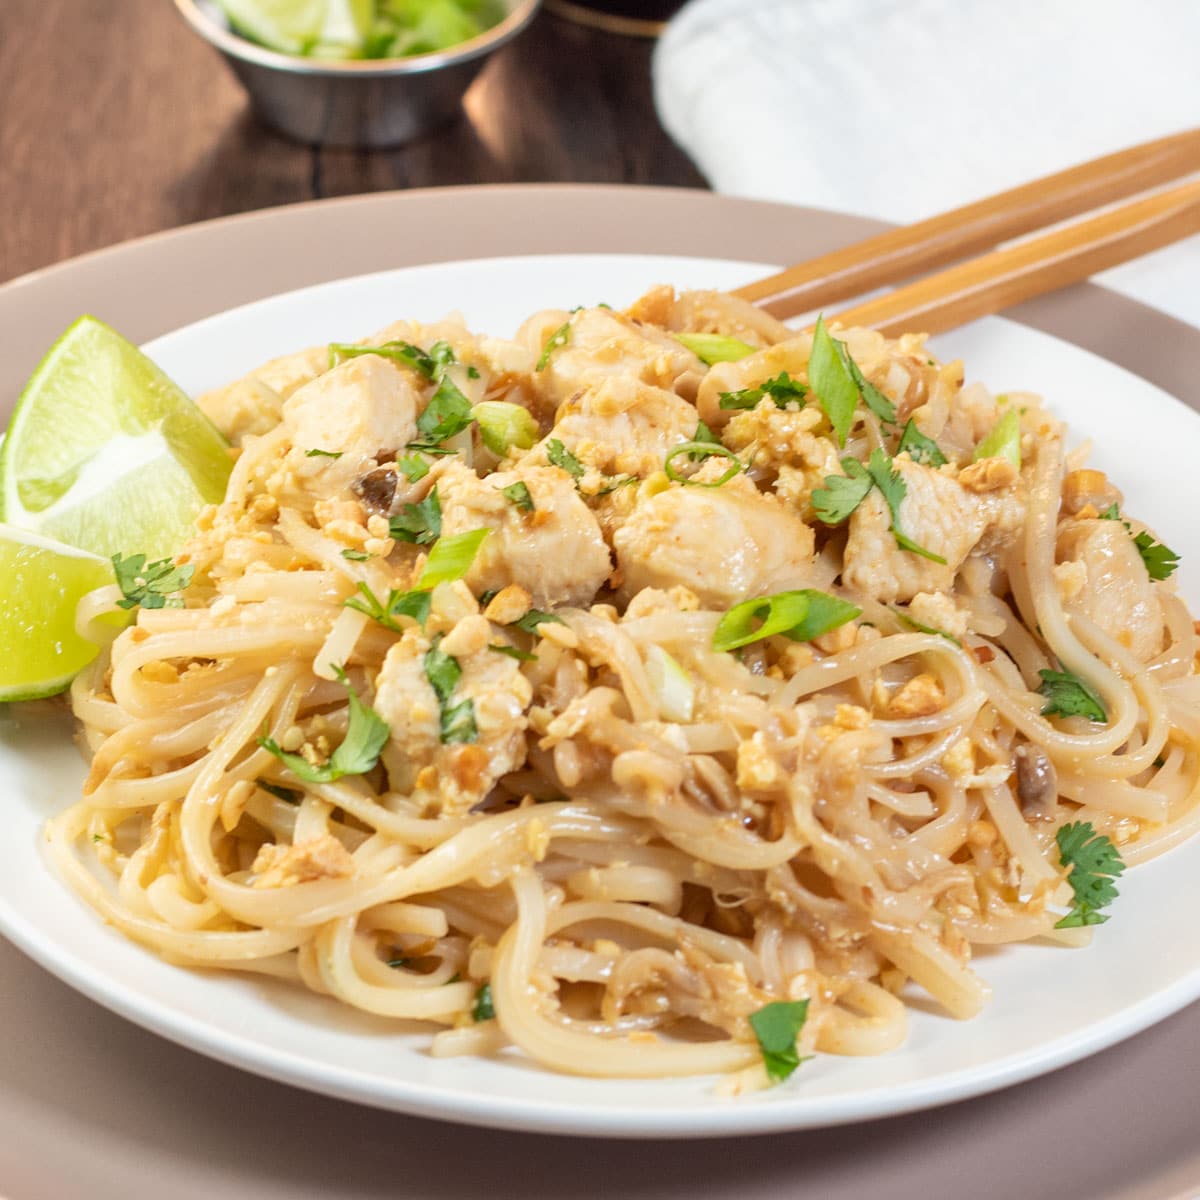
829 178 1200 339
733 129 1200 320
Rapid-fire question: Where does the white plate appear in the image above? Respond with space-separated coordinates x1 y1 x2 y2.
2 253 1198 1139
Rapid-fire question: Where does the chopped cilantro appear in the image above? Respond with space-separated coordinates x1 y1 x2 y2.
812 458 873 525
864 449 946 563
807 315 896 445
341 549 370 562
472 982 495 1021
304 448 343 459
257 667 389 783
510 609 563 636
390 487 442 545
424 635 477 744
749 999 811 1084
546 438 585 481
1054 821 1125 928
718 371 808 411
1133 529 1180 581
500 481 535 512
896 419 947 467
397 455 431 483
406 376 474 452
111 553 194 611
488 643 537 661
345 581 431 632
1038 668 1107 723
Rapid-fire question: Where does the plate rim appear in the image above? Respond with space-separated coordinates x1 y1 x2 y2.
2 190 1199 1141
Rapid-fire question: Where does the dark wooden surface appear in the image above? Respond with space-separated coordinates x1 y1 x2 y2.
0 0 705 285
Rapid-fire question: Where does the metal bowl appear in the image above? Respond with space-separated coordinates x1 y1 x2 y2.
174 0 541 148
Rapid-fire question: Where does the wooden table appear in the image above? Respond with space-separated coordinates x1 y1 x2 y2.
0 0 704 284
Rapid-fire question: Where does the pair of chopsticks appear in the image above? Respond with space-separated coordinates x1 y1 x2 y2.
734 129 1200 336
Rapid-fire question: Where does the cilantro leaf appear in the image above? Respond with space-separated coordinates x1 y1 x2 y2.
749 999 811 1084
397 455 430 483
500 481 535 512
812 457 873 525
472 982 495 1021
111 553 194 611
390 487 442 545
693 419 719 445
1096 506 1180 580
713 589 860 652
718 371 808 411
896 419 947 467
1132 530 1180 581
257 666 389 783
424 635 478 744
1038 668 1107 723
1054 821 1125 928
807 316 896 444
408 377 474 451
304 448 343 459
592 475 638 497
345 582 431 632
864 448 947 564
536 322 572 372
510 609 564 635
546 438 585 480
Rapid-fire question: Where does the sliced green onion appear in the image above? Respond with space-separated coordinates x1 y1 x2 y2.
713 589 860 653
416 528 491 589
974 408 1021 468
663 441 742 488
675 333 757 365
644 645 695 723
473 401 539 456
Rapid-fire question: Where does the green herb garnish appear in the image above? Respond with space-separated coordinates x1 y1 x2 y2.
397 455 430 483
511 609 564 636
112 553 194 611
807 315 896 445
256 778 302 803
1054 821 1125 928
546 438 585 481
345 582 432 632
1038 668 1107 723
390 487 442 545
415 528 491 589
341 549 371 562
663 440 742 488
257 666 389 783
713 590 860 653
472 982 495 1021
749 999 811 1084
675 333 756 365
304 448 343 459
424 635 477 745
536 322 572 371
718 371 808 411
896 419 947 467
500 481 535 512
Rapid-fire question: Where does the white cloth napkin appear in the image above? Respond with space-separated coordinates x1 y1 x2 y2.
653 0 1200 327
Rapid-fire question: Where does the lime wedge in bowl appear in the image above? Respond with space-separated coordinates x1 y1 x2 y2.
0 525 115 702
216 0 329 53
0 316 232 561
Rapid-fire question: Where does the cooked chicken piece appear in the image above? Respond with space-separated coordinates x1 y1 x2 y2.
1056 517 1164 661
198 344 329 442
374 621 533 816
280 355 422 498
434 462 611 609
526 375 701 480
250 834 355 889
612 476 815 608
842 457 1025 603
520 306 705 408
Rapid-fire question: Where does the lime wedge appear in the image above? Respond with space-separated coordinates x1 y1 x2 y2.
0 316 232 561
216 0 330 53
0 525 114 702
